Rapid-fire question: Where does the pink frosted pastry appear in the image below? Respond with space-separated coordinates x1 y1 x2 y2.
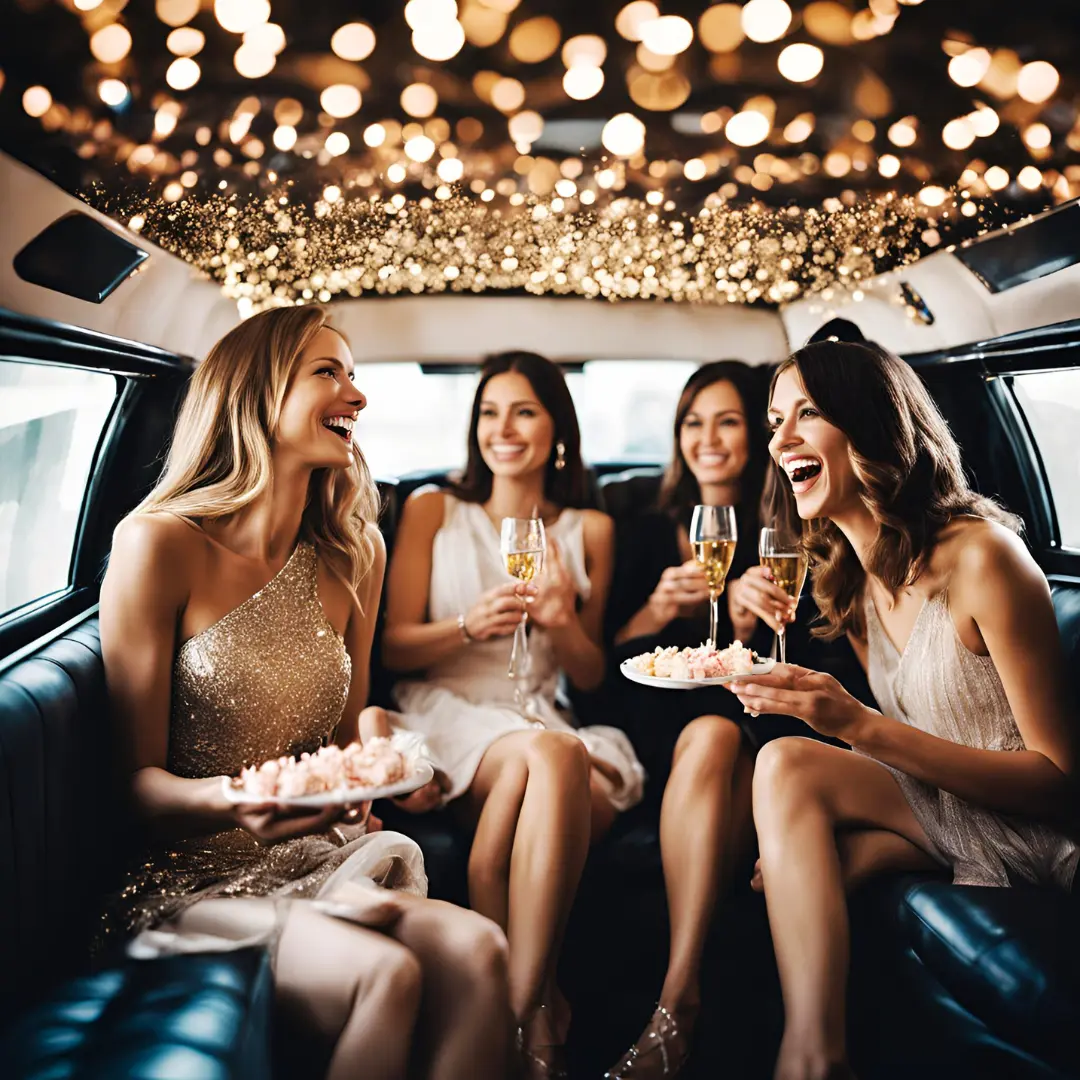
628 640 758 681
234 737 409 798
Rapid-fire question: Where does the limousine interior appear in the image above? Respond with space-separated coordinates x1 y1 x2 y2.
1 2 1079 1078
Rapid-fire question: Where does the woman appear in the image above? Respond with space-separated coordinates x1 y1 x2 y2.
603 361 797 1079
730 340 1078 1080
99 307 511 1080
371 350 644 1077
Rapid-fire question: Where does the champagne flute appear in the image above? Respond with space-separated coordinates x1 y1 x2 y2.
500 516 546 710
689 505 737 648
759 527 808 665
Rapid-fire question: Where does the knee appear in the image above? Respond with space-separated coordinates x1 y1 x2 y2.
753 737 824 816
448 912 510 992
673 714 742 768
524 730 589 780
368 940 423 1010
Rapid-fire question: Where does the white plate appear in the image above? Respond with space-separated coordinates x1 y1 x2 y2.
222 761 435 809
619 657 776 691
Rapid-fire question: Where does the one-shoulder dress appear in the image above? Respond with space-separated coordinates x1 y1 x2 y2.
100 540 427 958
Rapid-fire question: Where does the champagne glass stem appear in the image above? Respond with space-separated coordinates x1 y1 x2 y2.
709 591 719 648
778 626 787 665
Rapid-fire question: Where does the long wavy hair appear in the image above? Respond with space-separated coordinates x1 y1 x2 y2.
451 350 590 508
132 306 380 589
763 340 1020 640
657 360 770 523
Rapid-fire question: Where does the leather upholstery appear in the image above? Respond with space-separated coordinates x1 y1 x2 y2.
0 618 272 1079
597 466 664 521
2 949 273 1080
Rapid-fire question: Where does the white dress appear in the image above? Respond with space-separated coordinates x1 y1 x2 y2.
391 494 645 811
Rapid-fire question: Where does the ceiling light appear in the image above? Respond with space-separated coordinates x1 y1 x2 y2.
615 1 659 42
638 15 694 56
167 27 205 56
273 125 297 151
741 0 792 44
234 44 275 78
321 84 362 118
1017 61 1059 103
166 57 201 91
948 47 991 87
698 4 744 52
214 0 270 35
98 78 129 107
563 65 604 100
405 134 436 161
325 131 350 156
942 117 975 150
364 123 387 147
412 20 466 61
331 22 376 61
89 23 133 63
401 83 438 118
726 109 771 146
561 34 606 67
777 43 823 82
601 112 646 157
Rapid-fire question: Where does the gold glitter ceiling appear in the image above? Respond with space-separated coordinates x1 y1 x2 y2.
2 0 1078 307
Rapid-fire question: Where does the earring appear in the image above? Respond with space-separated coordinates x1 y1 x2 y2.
554 440 566 471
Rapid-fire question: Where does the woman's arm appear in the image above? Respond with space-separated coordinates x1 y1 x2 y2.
733 525 1078 826
334 531 387 747
100 515 238 840
382 489 528 672
852 525 1076 821
543 510 614 691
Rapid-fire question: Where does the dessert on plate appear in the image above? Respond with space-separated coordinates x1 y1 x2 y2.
232 736 409 799
626 640 759 681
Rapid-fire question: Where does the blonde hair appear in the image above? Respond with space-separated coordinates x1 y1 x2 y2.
133 305 380 589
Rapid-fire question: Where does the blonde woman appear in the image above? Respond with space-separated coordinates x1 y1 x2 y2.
99 307 511 1080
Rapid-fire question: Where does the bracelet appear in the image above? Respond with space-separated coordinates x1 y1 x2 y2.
457 612 475 644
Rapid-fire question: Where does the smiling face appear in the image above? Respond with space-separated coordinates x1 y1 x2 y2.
678 379 750 491
274 326 366 470
767 364 861 521
476 370 556 482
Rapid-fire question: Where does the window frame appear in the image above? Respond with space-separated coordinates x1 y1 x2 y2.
0 309 193 658
908 317 1080 579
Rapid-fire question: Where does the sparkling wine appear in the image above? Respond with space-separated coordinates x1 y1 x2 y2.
691 538 736 594
761 553 808 601
505 549 544 584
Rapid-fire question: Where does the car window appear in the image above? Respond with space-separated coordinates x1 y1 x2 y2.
0 360 119 617
1009 369 1080 550
354 360 699 478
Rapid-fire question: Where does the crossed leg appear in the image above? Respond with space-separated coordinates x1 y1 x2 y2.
752 738 942 1080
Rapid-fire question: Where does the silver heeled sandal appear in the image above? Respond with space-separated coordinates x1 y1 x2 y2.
517 1004 569 1080
603 1004 690 1079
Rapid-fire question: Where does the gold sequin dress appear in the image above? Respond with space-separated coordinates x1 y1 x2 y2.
864 590 1079 889
102 541 427 958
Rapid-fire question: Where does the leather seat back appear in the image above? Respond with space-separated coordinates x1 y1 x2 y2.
0 617 128 1008
1050 581 1080 706
598 466 664 523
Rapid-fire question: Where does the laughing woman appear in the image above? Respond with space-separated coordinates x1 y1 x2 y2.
729 340 1078 1080
371 350 644 1078
99 307 511 1080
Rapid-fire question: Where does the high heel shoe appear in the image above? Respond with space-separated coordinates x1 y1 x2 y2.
603 1005 691 1079
517 1004 569 1079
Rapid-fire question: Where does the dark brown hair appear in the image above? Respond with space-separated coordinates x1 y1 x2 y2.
450 350 589 508
764 340 1021 640
657 360 770 523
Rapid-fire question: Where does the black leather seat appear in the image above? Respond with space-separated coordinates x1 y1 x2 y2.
0 617 272 1079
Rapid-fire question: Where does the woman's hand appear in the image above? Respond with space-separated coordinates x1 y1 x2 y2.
528 537 577 630
728 566 797 638
648 561 711 623
463 581 537 641
727 663 875 743
232 801 346 845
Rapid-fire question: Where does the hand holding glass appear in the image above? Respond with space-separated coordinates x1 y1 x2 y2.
759 527 807 664
689 505 737 648
500 517 546 709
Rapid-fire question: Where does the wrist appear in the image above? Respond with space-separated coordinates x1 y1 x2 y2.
844 705 881 749
457 612 475 645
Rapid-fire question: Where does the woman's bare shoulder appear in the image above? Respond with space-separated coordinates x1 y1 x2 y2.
941 517 1042 601
580 507 614 542
106 513 202 607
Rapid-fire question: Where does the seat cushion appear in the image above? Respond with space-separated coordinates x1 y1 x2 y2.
2 948 273 1080
893 878 1080 1072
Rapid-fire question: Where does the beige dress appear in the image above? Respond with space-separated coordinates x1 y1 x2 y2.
101 540 426 958
391 495 645 810
865 590 1079 889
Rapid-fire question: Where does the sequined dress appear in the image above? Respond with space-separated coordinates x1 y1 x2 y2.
865 590 1079 889
102 540 426 957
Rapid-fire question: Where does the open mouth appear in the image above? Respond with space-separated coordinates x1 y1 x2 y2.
323 416 354 442
489 444 526 461
784 455 823 491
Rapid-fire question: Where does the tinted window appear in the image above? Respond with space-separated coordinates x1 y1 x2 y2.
0 360 118 617
1010 369 1080 550
354 360 699 477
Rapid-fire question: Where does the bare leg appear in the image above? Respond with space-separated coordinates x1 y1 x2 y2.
753 738 938 1080
660 716 753 1014
275 902 422 1080
606 716 754 1079
387 895 513 1080
750 828 942 894
457 729 592 1064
